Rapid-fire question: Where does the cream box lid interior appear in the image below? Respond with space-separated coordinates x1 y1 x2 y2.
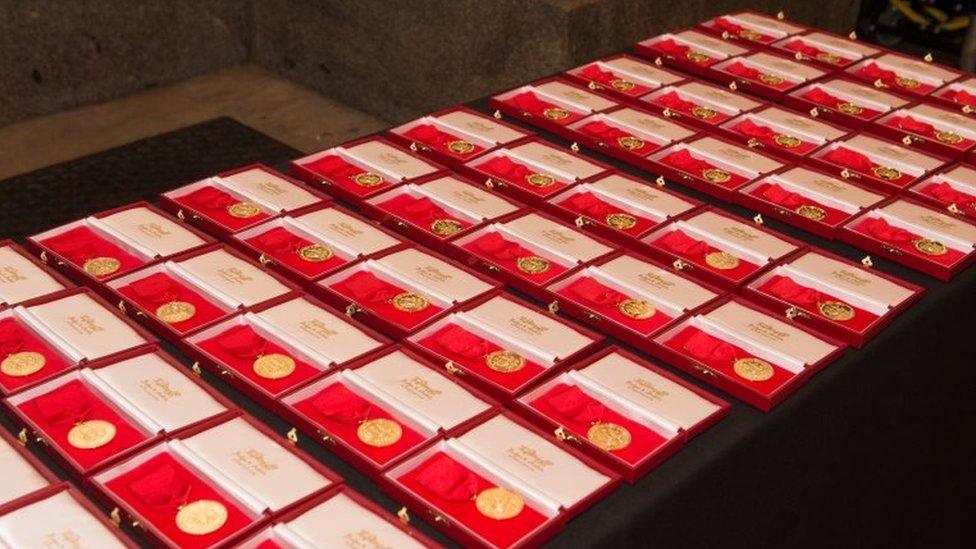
0 246 65 305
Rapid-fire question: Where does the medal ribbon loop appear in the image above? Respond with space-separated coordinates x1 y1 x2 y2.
653 39 693 58
129 463 193 509
765 275 822 305
184 186 239 211
510 91 563 116
403 124 465 150
785 39 829 58
856 62 899 87
657 230 712 256
415 454 481 501
0 319 26 355
945 88 976 107
760 183 807 209
923 182 976 207
681 330 737 362
33 381 94 426
821 147 877 173
215 325 269 359
568 192 625 219
858 217 915 243
401 196 453 223
311 383 372 423
479 156 533 182
654 91 700 113
660 148 726 178
253 227 309 255
568 276 628 307
471 231 536 261
341 270 403 304
546 384 605 424
434 325 492 358
129 273 182 304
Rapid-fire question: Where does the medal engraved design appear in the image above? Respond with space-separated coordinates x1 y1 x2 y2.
872 166 902 181
935 130 963 145
357 418 403 447
795 204 827 221
543 107 570 120
913 238 948 256
298 243 334 262
816 52 841 64
759 73 785 86
686 51 710 63
390 292 429 313
895 76 921 89
616 135 646 151
774 134 802 148
67 419 117 449
83 257 121 277
156 301 197 324
431 218 464 236
253 353 297 380
733 357 774 381
516 256 550 274
175 499 229 536
1 351 46 377
837 102 864 115
353 172 384 187
610 78 636 91
446 140 476 154
587 422 632 451
525 172 555 188
691 105 718 119
226 201 261 219
702 168 732 184
617 298 655 319
817 300 855 321
475 487 524 520
738 29 763 41
605 212 637 230
704 251 740 270
484 350 526 373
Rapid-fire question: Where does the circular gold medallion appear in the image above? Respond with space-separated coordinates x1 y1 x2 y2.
227 201 261 219
253 353 297 380
357 418 403 447
702 168 732 184
67 419 116 449
484 350 526 373
873 166 902 181
739 29 763 41
617 298 655 320
606 212 637 230
759 73 785 86
475 487 524 520
431 218 464 236
446 140 475 154
895 76 921 89
837 102 864 115
587 422 632 451
353 172 384 187
298 243 334 262
817 300 855 321
816 52 842 64
155 301 197 324
935 130 963 145
610 78 636 91
774 134 803 148
795 204 827 221
83 257 121 277
616 135 646 151
914 238 948 256
175 499 228 536
543 107 570 120
525 172 555 188
705 251 740 270
390 292 429 313
691 105 718 119
732 357 774 381
1 351 46 377
516 256 550 275
686 51 710 63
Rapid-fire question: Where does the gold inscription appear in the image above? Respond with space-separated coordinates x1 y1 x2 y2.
216 267 253 286
0 265 26 284
65 315 104 335
139 377 181 402
231 448 279 476
299 318 340 341
506 445 554 472
397 376 442 400
626 377 670 401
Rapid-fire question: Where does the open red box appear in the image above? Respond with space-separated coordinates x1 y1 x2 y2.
906 163 976 220
180 294 389 407
870 102 976 161
0 304 79 396
708 51 827 102
735 165 888 238
159 164 329 239
280 345 496 477
717 106 852 162
784 77 911 130
459 137 611 206
446 211 617 302
697 10 806 47
381 412 620 549
929 77 976 116
741 248 923 347
646 135 786 201
633 28 751 77
770 30 882 70
0 240 74 309
545 252 725 358
406 292 604 402
640 208 804 291
234 485 439 549
652 297 847 411
488 78 620 138
0 484 137 548
1 427 60 509
513 346 729 483
806 134 950 194
837 197 976 281
387 106 530 168
563 54 687 106
639 80 764 131
843 52 965 100
564 106 699 169
362 173 524 252
314 246 500 339
90 413 341 548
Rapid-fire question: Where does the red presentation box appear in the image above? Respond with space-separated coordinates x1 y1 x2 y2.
447 211 617 302
230 203 407 290
647 135 785 201
513 347 729 483
90 413 340 548
0 240 73 308
634 29 750 77
709 51 827 101
907 163 976 220
159 163 328 239
639 80 764 131
280 345 496 477
871 103 976 161
806 134 950 194
653 297 846 411
290 136 445 206
315 247 500 338
843 52 965 100
362 173 524 252
545 171 701 246
735 165 887 238
545 252 724 357
407 292 604 402
488 78 620 138
1 427 59 509
563 54 687 106
771 30 882 70
0 484 136 548
930 77 976 115
785 77 911 129
838 198 976 280
381 412 620 549
742 248 923 347
234 486 439 549
565 106 699 168
181 294 389 407
718 106 852 162
641 208 803 291
698 10 806 47
388 106 530 167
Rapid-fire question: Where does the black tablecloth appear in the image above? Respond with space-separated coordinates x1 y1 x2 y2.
1 117 972 548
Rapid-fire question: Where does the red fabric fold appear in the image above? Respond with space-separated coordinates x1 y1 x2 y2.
402 124 485 158
752 183 848 225
0 317 71 391
577 121 658 155
579 64 652 96
652 39 713 65
375 194 472 237
783 40 847 64
652 229 759 280
302 154 392 197
723 62 791 90
712 17 774 42
730 119 817 154
853 217 965 266
41 226 145 278
462 231 568 284
118 272 226 332
559 276 671 334
799 87 878 119
920 181 976 211
505 91 583 125
649 91 729 123
330 270 443 329
941 88 976 107
244 227 346 277
659 148 746 188
476 155 568 195
885 116 974 149
178 186 271 230
855 62 935 93
557 192 653 234
758 274 878 331
820 147 914 187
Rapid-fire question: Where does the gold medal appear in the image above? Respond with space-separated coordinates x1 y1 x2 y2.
353 172 384 187
935 130 963 145
610 78 636 91
733 357 774 381
253 353 296 380
83 257 120 277
691 105 718 119
914 238 948 256
298 243 334 262
155 301 197 324
67 419 116 449
617 298 655 320
774 134 802 148
390 292 429 313
795 204 827 221
175 499 228 536
686 51 710 63
446 140 476 154
1 351 46 377
817 300 855 321
516 256 550 274
816 52 842 64
431 218 464 236
543 107 570 120
606 212 637 230
475 487 524 520
702 168 732 184
484 350 526 373
738 29 763 41
705 251 740 270
759 73 785 86
873 166 902 181
227 201 261 219
587 422 632 451
895 76 921 89
525 172 555 188
357 418 403 447
616 135 646 151
837 102 864 115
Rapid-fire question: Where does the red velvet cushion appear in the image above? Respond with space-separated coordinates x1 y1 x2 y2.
329 270 444 330
375 194 473 238
176 186 271 230
476 155 570 196
651 229 760 281
462 231 570 285
556 276 673 335
41 226 145 278
117 272 227 333
0 317 73 392
556 192 655 235
659 148 749 189
749 183 851 226
302 155 393 197
244 227 348 278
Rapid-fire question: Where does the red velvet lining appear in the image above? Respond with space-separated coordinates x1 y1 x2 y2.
722 62 794 91
650 229 760 281
819 147 916 188
254 540 284 549
855 62 936 94
578 64 653 96
557 192 655 235
402 124 486 159
503 92 585 125
117 272 227 333
461 232 570 285
940 88 976 107
18 379 147 470
783 40 851 65
41 226 146 278
799 88 879 120
475 155 570 196
244 226 347 277
757 274 879 332
176 186 272 230
730 119 819 155
712 17 776 43
375 194 474 238
918 181 976 212
104 452 253 548
883 115 974 150
397 452 548 547
576 121 661 156
648 91 732 124
0 317 72 392
651 39 716 66
329 270 443 330
659 148 749 189
557 276 673 335
302 154 394 197
852 216 966 266
750 183 850 226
